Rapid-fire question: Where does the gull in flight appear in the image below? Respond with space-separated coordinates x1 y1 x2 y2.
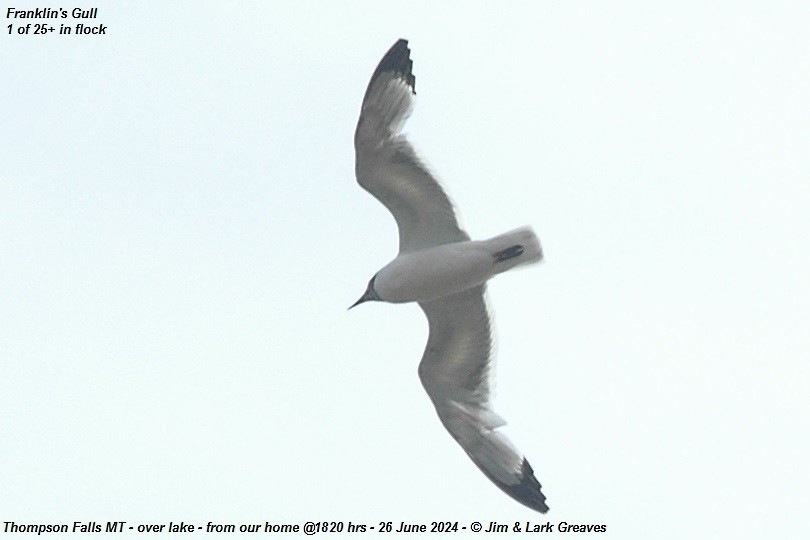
350 39 548 513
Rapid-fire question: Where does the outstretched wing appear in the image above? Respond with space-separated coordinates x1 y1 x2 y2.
354 39 469 254
418 286 549 513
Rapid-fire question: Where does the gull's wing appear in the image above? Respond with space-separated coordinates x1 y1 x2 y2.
355 39 469 254
418 286 549 513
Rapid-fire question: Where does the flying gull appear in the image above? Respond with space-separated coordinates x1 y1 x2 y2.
350 39 548 513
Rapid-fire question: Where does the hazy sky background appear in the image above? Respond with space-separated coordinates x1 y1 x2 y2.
2 1 808 537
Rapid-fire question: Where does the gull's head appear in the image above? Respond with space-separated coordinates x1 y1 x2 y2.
349 275 381 310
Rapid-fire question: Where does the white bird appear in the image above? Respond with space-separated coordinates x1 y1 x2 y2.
350 39 548 513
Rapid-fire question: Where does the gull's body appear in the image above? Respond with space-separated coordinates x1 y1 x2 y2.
351 39 548 513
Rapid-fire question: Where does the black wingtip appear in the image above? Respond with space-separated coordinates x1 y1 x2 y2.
362 39 416 102
500 458 550 513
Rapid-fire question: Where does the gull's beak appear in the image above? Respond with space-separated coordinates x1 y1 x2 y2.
348 292 371 310
349 276 380 310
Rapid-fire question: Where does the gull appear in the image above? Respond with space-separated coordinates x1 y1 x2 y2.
350 39 548 513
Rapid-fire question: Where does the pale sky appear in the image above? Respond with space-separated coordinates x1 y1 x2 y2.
2 1 809 538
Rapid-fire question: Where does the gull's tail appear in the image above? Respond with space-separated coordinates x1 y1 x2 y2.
485 226 543 273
